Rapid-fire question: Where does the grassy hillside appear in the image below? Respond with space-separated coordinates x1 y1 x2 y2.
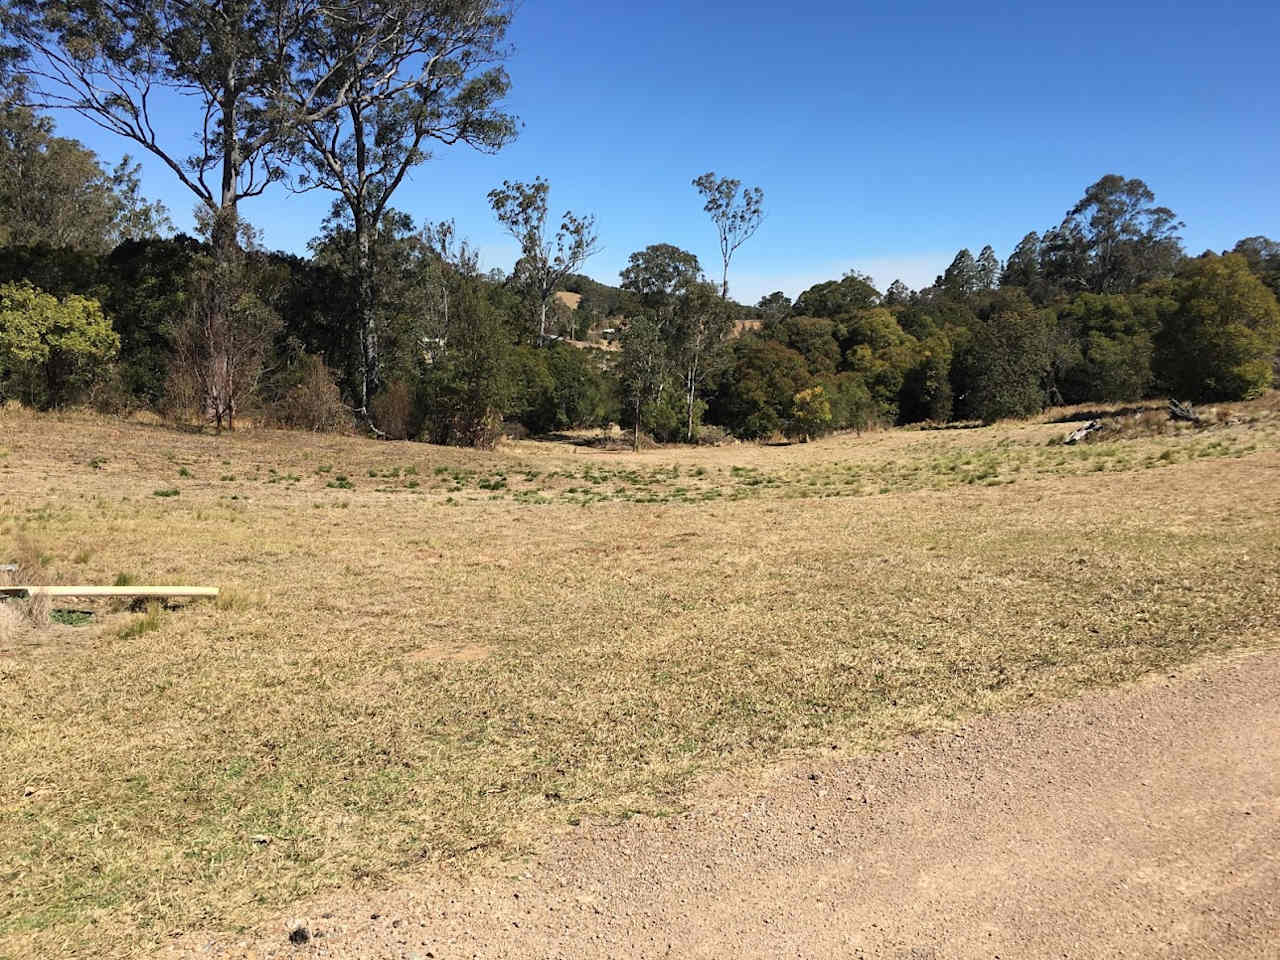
2 397 1279 957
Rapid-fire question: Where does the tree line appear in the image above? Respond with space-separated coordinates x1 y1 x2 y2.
1 2 1278 446
706 176 1279 441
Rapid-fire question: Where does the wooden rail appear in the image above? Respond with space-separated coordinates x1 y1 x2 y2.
0 586 219 600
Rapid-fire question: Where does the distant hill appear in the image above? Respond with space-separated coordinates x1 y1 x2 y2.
559 273 758 329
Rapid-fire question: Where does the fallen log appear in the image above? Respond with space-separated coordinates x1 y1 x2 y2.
1169 399 1201 423
1064 419 1103 444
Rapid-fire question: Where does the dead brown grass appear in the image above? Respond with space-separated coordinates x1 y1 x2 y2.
2 398 1279 958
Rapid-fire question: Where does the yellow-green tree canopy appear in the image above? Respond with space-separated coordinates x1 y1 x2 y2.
0 281 118 406
789 384 833 441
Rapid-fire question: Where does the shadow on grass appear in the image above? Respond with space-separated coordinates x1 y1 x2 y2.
1050 403 1164 424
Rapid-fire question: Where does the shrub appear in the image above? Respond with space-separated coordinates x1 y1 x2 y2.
696 423 732 445
160 365 204 428
371 380 415 440
275 355 347 432
167 254 280 432
0 281 119 408
511 343 617 434
87 369 135 415
787 385 833 441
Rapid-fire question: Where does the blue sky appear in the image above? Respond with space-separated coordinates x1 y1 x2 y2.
50 0 1280 304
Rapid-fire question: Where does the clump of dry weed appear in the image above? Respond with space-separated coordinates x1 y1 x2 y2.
0 599 23 642
215 586 262 611
5 533 51 626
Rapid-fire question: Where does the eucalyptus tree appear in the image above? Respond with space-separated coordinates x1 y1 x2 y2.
285 0 517 415
692 171 763 299
619 243 702 322
4 0 325 425
883 280 912 306
1232 236 1280 299
756 290 792 323
792 270 880 318
671 278 733 441
0 118 171 250
488 176 599 344
2 0 314 251
1061 175 1184 294
1000 232 1042 289
939 248 978 296
618 243 728 441
617 313 665 452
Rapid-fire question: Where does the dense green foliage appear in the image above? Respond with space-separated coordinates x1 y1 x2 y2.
1154 254 1280 401
2 0 1275 440
0 280 118 405
0 111 1276 440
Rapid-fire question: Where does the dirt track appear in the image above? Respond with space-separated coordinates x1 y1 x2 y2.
184 648 1280 959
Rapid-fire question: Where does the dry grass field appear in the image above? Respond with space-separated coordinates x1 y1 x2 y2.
2 396 1280 958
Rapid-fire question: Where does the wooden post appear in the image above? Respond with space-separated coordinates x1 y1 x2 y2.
0 586 219 600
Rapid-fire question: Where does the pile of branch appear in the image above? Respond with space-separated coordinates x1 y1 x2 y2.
1063 419 1103 444
1169 399 1201 423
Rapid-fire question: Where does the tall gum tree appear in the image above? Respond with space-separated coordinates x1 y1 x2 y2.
619 243 728 441
285 0 517 418
692 171 763 300
488 176 598 344
3 0 315 251
1061 175 1184 294
4 0 312 425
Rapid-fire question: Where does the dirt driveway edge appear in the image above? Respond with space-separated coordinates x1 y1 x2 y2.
180 646 1280 959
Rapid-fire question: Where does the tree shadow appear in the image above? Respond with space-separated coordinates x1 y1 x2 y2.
1049 403 1162 424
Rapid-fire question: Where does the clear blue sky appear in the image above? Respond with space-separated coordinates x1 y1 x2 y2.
50 0 1280 304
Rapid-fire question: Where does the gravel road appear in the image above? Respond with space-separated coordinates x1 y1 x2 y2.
179 647 1280 959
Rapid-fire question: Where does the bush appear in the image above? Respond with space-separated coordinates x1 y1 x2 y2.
447 405 503 450
787 385 833 441
160 366 203 427
87 369 135 415
371 380 415 440
0 281 119 408
696 423 732 445
275 355 347 432
511 342 617 434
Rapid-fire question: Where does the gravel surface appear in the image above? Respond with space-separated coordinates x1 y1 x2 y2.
174 648 1280 959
